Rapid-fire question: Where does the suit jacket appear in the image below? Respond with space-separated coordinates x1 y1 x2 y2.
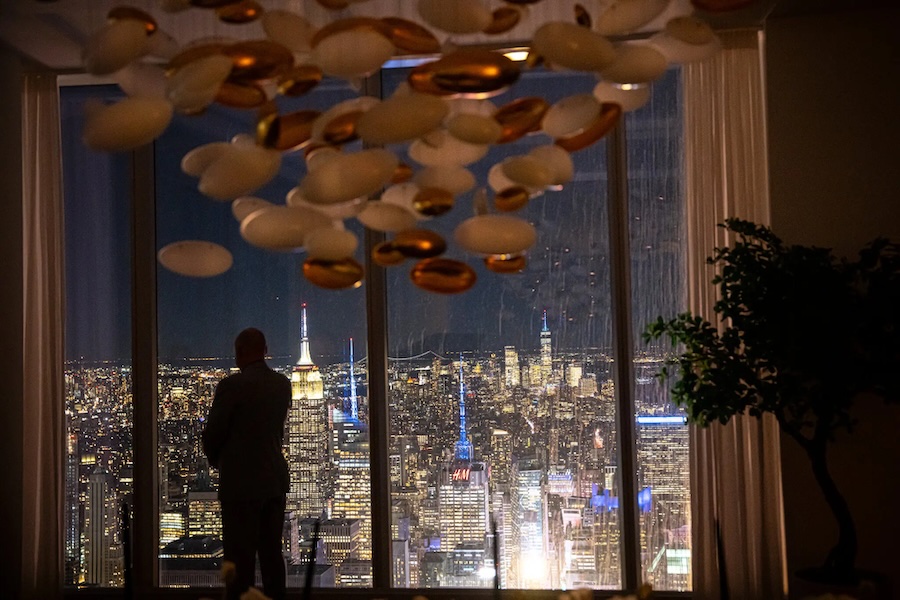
202 360 291 502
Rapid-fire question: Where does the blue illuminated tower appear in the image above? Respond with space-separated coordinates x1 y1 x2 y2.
332 343 372 562
454 357 473 462
439 358 489 567
349 337 358 422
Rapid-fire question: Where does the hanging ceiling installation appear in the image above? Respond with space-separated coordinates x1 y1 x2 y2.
1 0 774 293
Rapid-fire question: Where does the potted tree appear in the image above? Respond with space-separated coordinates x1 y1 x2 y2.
644 219 899 592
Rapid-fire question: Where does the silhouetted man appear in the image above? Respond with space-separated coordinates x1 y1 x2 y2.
202 328 291 600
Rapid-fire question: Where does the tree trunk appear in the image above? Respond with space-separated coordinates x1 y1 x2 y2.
806 443 858 577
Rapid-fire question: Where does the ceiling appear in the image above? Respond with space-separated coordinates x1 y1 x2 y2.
0 0 781 71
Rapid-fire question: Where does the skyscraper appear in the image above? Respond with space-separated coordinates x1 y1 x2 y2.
65 432 80 583
438 462 489 552
489 429 512 491
503 346 520 388
511 459 545 589
348 337 359 422
636 416 691 590
435 363 489 584
83 467 121 586
454 358 473 462
160 510 186 546
316 517 362 567
330 335 372 567
288 303 327 517
187 490 222 539
540 310 552 386
332 416 372 562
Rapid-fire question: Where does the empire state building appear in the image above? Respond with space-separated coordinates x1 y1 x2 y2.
287 303 327 517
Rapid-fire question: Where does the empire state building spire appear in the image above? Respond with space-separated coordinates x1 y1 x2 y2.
297 303 314 366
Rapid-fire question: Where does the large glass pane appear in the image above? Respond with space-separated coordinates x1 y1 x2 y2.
62 85 133 588
155 79 370 588
626 70 691 591
383 67 621 590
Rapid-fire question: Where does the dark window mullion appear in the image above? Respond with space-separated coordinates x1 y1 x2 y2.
361 72 393 591
606 121 642 590
131 142 159 593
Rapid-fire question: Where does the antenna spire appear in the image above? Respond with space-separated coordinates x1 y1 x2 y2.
297 303 313 366
454 355 473 462
349 338 358 421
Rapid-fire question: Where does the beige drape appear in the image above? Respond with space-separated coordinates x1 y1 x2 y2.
21 71 65 599
683 30 788 599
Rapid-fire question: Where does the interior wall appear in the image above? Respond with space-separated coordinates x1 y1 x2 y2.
766 6 900 595
0 46 24 598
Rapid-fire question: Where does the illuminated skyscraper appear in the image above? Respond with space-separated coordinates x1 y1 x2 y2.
331 338 372 568
65 432 80 582
83 467 121 586
636 415 691 591
511 459 545 589
337 558 373 588
540 310 552 386
391 435 419 489
567 364 583 389
503 346 520 388
593 501 621 588
438 462 489 552
160 510 186 546
332 416 371 562
454 359 473 462
348 337 358 421
436 364 489 582
490 429 512 490
317 517 362 567
188 490 222 539
288 303 327 517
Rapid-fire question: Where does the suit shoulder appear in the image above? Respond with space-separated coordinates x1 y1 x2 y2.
277 372 291 391
260 366 290 388
216 372 241 391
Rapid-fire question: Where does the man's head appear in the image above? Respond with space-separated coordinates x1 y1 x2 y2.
234 328 267 368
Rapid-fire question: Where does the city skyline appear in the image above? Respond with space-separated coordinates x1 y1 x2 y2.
65 304 691 591
60 64 687 592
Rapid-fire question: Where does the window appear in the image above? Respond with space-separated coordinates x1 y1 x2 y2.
62 62 689 593
382 66 622 590
154 78 370 587
62 84 133 588
625 70 691 590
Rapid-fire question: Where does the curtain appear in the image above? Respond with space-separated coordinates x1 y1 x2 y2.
683 30 788 599
21 71 65 599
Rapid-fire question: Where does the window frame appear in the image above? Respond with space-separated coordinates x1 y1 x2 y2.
59 60 690 599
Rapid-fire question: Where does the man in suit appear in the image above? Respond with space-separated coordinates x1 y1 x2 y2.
202 328 291 600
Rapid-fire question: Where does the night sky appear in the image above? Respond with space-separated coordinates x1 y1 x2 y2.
62 68 683 365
